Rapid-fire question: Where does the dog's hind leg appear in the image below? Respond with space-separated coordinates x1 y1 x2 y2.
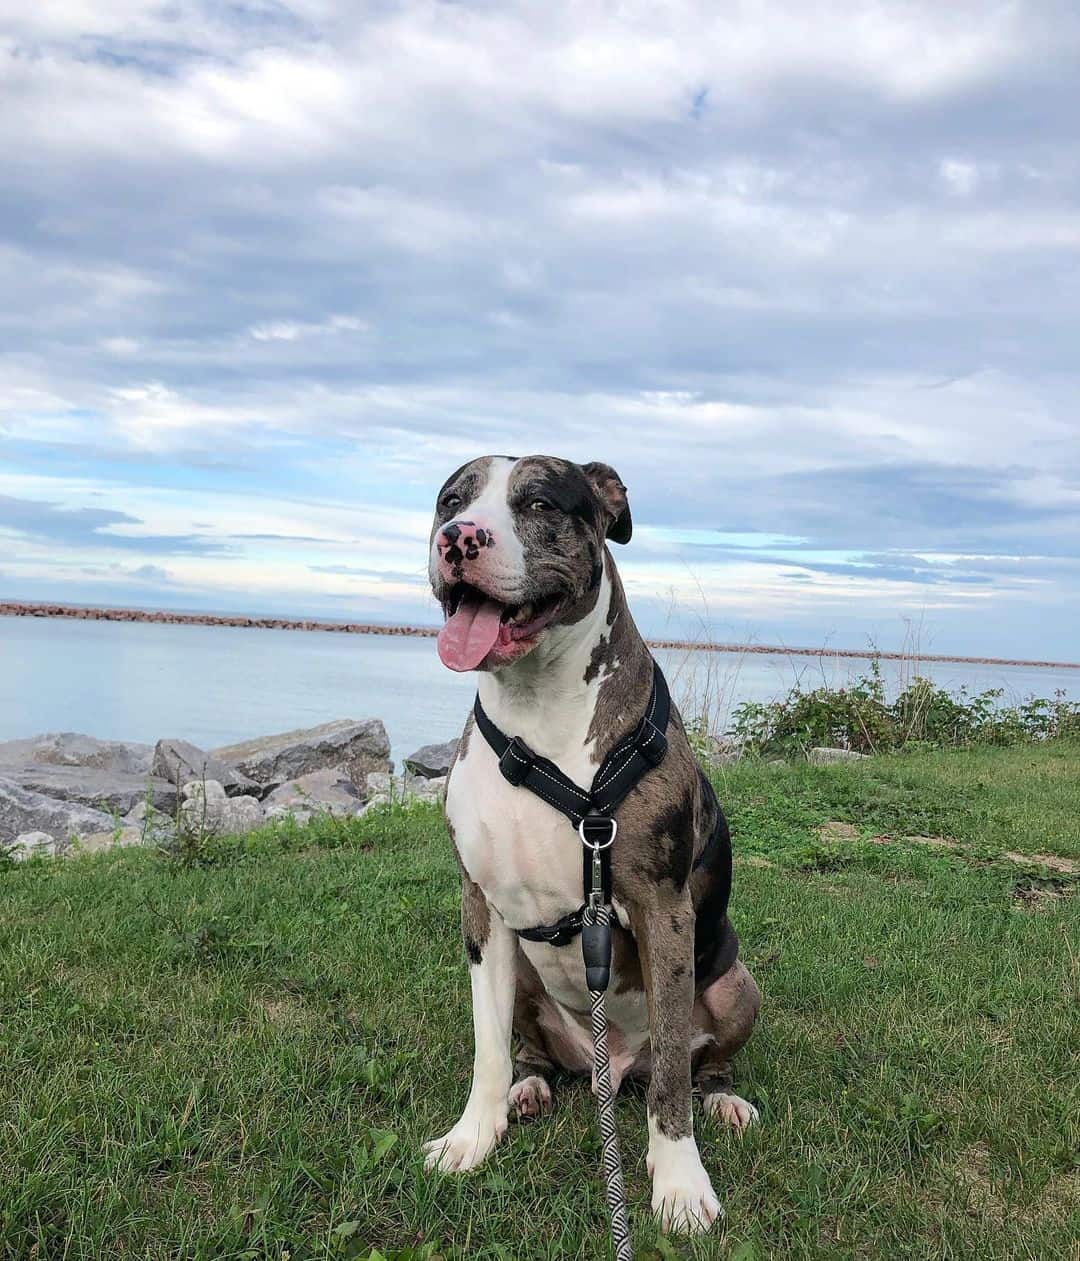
693 960 761 1130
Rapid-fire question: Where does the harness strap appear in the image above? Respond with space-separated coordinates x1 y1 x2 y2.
472 659 670 946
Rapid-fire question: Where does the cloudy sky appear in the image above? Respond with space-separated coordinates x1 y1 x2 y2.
2 1 1079 659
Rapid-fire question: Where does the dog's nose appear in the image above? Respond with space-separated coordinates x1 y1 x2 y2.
436 519 496 564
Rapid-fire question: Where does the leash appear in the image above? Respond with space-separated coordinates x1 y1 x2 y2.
581 820 634 1261
474 665 675 1261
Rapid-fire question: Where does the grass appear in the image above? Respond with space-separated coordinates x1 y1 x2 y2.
1 743 1078 1260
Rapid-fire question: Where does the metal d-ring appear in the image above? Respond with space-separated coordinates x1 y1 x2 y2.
578 817 618 851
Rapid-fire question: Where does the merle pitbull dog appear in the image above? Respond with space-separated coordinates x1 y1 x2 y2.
423 455 759 1234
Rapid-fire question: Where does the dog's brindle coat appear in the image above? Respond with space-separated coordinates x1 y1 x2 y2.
424 455 760 1234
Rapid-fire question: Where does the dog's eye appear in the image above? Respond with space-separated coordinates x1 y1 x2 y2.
442 493 462 512
529 499 554 512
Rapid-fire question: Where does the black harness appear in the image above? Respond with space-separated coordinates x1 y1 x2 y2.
472 660 671 965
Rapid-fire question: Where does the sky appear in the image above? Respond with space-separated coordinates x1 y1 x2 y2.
2 1 1079 660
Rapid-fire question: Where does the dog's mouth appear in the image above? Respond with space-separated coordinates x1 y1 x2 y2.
438 582 565 672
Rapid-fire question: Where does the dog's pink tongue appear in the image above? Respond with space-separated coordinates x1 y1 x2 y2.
438 595 504 671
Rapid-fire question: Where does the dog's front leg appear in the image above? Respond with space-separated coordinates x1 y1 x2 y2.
423 878 515 1173
636 896 721 1235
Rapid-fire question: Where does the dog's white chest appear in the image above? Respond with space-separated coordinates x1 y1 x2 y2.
447 735 586 932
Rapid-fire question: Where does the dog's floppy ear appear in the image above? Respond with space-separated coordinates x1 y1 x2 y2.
581 461 632 544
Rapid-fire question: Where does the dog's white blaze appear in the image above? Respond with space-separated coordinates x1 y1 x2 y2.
646 1112 721 1235
428 456 528 599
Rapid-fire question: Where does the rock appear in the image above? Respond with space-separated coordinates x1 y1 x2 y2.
265 802 313 826
152 739 260 797
363 770 445 806
179 791 264 837
403 739 458 779
8 830 58 861
180 779 227 804
0 763 177 815
0 732 153 776
417 774 447 799
0 778 115 848
220 797 264 834
808 747 870 765
264 766 364 818
213 719 391 791
77 826 143 854
124 799 176 844
366 771 393 796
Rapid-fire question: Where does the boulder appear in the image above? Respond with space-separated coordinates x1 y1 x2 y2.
0 732 153 776
403 739 459 779
152 739 260 797
0 778 115 848
0 763 176 815
77 826 144 855
264 766 365 819
363 770 446 809
808 747 871 765
213 719 391 790
9 830 58 861
180 779 227 804
179 790 264 837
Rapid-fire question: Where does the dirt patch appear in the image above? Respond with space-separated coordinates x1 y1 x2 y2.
260 996 312 1027
818 821 858 841
1011 880 1072 912
866 833 962 850
736 855 776 869
1003 851 1079 876
954 1143 1007 1227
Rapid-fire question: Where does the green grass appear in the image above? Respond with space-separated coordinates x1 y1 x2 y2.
2 743 1078 1260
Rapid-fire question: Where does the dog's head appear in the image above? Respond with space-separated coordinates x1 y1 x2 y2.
429 455 631 672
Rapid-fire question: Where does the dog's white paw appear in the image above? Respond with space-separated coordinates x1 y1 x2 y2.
647 1130 722 1235
508 1075 553 1121
703 1091 759 1131
422 1109 507 1173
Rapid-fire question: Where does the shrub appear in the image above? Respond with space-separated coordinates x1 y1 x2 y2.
729 661 1080 758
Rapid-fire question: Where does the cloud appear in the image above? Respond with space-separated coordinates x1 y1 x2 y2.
0 494 226 555
1 1 1079 658
249 314 368 342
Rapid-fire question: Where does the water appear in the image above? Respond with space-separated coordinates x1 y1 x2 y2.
2 616 1077 768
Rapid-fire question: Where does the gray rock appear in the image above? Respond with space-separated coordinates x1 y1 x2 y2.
180 779 227 804
403 739 458 779
264 766 364 818
220 796 264 834
0 732 153 776
124 799 176 844
152 739 260 797
808 747 871 765
0 778 116 847
363 770 444 806
264 802 313 826
365 771 393 796
0 763 176 815
77 826 143 854
180 791 264 837
9 830 58 861
213 719 391 791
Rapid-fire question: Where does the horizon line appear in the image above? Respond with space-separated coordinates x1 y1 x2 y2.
3 600 1079 672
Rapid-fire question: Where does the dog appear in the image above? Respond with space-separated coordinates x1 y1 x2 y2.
423 455 759 1234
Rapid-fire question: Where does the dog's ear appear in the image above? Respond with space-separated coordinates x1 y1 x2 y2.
581 461 632 544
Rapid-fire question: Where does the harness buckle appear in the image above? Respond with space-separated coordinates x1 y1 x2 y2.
498 735 536 786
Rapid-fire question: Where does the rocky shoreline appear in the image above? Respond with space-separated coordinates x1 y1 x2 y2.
3 601 1078 670
0 723 459 862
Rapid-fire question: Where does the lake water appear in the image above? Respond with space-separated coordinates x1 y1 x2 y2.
2 616 1077 768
